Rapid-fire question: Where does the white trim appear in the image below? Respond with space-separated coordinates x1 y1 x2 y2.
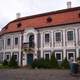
43 31 51 47
55 52 62 61
44 51 51 59
67 51 75 61
54 31 62 43
5 52 11 61
66 29 74 42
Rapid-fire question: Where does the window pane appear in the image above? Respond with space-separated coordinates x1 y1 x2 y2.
45 54 49 59
0 53 3 63
68 53 73 60
15 37 18 45
55 32 61 41
67 31 73 41
7 38 11 45
45 34 49 43
56 53 61 60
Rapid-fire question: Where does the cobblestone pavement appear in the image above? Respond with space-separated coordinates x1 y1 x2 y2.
0 69 80 80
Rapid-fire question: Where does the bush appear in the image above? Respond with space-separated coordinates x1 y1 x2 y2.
8 55 18 68
61 58 70 69
50 53 59 69
32 59 38 68
2 59 8 66
32 58 51 69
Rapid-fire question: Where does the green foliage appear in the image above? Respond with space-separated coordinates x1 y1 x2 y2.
32 58 51 69
2 59 8 66
8 55 18 68
61 58 70 69
50 53 59 69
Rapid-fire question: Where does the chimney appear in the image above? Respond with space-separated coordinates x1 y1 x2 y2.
16 13 21 19
67 1 71 8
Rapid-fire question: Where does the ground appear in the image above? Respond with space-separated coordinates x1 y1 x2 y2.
0 69 80 80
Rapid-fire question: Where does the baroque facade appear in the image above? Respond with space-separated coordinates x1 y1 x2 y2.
0 7 80 66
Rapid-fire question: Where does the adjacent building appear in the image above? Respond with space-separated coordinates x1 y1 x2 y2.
0 6 80 66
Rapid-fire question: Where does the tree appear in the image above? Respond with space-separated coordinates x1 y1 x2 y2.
50 53 59 68
61 58 70 69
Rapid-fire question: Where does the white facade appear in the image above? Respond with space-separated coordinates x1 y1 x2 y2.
0 23 80 66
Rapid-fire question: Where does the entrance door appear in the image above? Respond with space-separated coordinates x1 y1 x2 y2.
27 54 33 65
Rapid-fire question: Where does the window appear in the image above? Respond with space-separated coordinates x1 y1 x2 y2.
55 52 62 61
5 53 11 61
15 37 18 45
55 32 61 41
45 54 49 59
67 52 75 60
17 23 22 28
47 17 52 23
14 55 18 61
45 33 50 43
67 31 73 41
0 53 3 63
7 38 11 46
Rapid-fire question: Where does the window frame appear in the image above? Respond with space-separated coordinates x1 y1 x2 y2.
5 52 11 61
67 30 74 41
55 32 62 42
45 33 50 43
7 38 11 46
55 52 62 61
67 51 75 61
15 37 18 45
44 51 51 59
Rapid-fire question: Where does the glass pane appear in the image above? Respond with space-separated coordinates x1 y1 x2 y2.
67 31 73 41
45 54 49 59
56 32 61 41
45 34 49 43
56 53 61 60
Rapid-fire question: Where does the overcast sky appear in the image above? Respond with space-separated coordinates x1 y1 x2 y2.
0 0 80 30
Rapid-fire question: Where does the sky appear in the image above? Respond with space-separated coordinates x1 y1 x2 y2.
0 0 80 30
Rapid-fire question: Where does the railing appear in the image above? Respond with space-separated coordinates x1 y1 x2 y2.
22 42 35 52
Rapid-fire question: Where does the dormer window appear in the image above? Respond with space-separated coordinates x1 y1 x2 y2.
47 17 52 23
78 13 80 18
17 23 22 28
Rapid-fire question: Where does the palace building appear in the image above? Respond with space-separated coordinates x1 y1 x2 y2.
0 5 80 66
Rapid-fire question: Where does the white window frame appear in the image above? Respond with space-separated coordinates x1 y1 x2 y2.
66 30 74 42
67 51 75 61
54 31 62 43
55 52 62 61
5 52 11 61
44 32 50 44
44 52 51 59
13 52 19 61
14 37 19 45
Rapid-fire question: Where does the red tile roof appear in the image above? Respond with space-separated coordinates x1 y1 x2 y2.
0 7 80 35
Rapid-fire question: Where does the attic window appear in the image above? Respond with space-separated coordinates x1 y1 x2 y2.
78 13 80 18
47 17 52 23
17 23 22 28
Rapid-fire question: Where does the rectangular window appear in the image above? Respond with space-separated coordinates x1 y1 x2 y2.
7 38 11 46
55 52 62 61
5 53 11 61
67 31 73 41
45 33 49 43
0 53 3 63
55 32 61 42
14 55 18 61
15 37 18 45
45 54 49 59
